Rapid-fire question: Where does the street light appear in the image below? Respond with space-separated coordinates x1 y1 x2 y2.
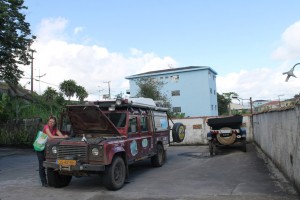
283 63 300 82
232 96 253 114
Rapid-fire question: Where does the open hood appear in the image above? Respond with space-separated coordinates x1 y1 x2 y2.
66 105 120 135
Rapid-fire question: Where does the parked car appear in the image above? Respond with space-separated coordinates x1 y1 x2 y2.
206 115 246 156
43 97 185 190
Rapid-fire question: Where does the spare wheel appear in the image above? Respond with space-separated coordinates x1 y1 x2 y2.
172 122 185 143
216 127 236 145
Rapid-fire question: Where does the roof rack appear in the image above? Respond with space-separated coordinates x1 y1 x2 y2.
128 97 168 111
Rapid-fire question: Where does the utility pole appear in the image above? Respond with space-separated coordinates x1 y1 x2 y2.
278 95 284 107
30 50 34 93
103 81 111 99
36 72 46 94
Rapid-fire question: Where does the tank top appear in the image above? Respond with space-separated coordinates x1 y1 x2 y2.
43 124 57 136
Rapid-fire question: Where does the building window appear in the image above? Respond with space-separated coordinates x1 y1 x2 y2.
210 88 212 94
214 90 216 95
170 75 179 82
208 72 211 78
173 107 181 113
215 105 217 110
165 76 169 79
171 90 180 96
211 105 213 110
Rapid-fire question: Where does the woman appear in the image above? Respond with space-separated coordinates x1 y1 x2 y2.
36 116 68 187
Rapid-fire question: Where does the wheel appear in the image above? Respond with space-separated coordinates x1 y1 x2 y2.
172 122 185 143
216 127 236 145
209 141 214 157
151 144 165 167
46 168 72 188
104 156 126 190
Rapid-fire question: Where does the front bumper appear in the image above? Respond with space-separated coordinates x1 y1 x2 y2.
43 161 105 172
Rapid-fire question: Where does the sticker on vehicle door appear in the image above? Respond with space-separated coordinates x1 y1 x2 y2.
130 140 138 156
142 138 148 148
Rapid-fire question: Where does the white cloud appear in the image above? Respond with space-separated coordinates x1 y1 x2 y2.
217 20 300 101
20 18 300 104
36 17 69 42
20 17 178 101
272 20 300 60
217 66 300 101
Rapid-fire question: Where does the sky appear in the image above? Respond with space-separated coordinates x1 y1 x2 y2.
19 0 300 102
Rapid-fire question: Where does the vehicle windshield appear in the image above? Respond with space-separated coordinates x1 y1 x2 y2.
105 113 127 128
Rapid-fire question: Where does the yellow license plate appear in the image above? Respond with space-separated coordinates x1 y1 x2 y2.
57 159 76 166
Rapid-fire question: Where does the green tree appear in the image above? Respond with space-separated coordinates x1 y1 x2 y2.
55 92 65 106
217 92 238 115
75 85 88 103
0 0 36 84
135 77 174 114
59 79 77 101
42 87 59 114
43 87 58 103
135 77 163 100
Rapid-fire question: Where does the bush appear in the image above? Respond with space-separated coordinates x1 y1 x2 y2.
0 128 37 147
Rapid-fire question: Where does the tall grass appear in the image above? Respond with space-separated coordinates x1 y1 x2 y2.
0 126 38 147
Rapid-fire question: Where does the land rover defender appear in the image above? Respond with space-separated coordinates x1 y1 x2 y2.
43 97 185 190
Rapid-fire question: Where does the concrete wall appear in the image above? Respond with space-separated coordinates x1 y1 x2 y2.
253 106 300 192
169 115 253 145
169 110 300 192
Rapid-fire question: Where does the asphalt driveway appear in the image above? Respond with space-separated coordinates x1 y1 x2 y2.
0 143 298 200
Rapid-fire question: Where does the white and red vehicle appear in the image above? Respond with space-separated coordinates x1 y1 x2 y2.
43 97 185 190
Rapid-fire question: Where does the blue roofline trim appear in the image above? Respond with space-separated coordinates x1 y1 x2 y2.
125 66 217 79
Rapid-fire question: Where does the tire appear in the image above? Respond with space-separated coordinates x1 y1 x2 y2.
151 144 165 167
104 156 126 190
46 168 72 188
209 141 214 157
216 127 236 145
172 122 185 143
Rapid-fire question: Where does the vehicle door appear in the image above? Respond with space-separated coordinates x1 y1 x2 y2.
139 110 153 157
126 114 142 161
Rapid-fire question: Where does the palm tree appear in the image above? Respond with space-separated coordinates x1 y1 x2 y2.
59 80 77 101
75 85 88 103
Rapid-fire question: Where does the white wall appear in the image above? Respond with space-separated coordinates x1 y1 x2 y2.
169 115 252 145
253 106 300 192
169 111 300 193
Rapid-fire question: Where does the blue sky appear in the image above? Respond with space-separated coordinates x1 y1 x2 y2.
20 0 300 101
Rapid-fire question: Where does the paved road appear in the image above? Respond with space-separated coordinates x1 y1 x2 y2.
0 143 299 200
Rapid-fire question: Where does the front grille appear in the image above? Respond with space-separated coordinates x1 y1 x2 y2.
57 145 87 161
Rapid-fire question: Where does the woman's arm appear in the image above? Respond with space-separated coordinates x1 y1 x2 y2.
44 127 68 139
55 129 68 138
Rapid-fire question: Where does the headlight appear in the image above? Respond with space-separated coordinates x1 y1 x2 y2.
51 146 57 154
116 98 122 105
91 147 99 156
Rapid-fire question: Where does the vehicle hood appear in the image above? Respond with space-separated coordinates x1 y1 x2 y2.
67 105 120 135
